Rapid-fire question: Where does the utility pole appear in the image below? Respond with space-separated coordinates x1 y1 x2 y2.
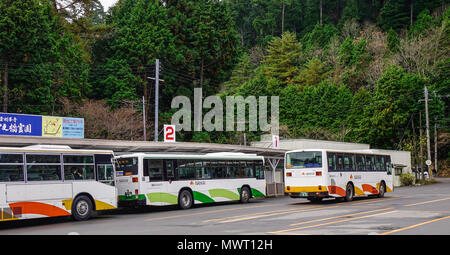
419 111 424 181
147 59 164 142
154 59 159 142
424 86 431 179
434 117 438 174
142 96 146 141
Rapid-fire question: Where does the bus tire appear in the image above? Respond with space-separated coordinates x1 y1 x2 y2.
178 189 193 209
378 182 386 198
345 183 354 202
240 186 251 203
72 195 93 221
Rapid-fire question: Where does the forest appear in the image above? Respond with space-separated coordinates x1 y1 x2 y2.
0 0 449 173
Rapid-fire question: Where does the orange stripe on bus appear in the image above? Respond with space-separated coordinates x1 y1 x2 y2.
362 184 379 194
328 185 346 197
9 202 71 217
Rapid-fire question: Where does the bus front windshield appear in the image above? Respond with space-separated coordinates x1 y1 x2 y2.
286 151 322 169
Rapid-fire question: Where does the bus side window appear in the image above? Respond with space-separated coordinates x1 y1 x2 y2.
143 159 149 177
356 154 365 171
327 153 336 172
164 160 175 181
375 155 385 172
344 154 354 171
336 154 344 171
255 161 264 179
366 155 375 171
148 159 163 182
385 156 392 175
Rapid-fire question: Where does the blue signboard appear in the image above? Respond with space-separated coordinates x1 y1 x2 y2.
0 113 42 136
0 113 84 138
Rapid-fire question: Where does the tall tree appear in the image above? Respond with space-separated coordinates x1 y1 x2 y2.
0 0 88 114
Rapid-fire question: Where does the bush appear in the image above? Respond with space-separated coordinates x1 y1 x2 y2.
400 173 415 186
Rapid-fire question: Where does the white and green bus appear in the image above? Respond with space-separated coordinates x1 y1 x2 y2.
115 152 265 209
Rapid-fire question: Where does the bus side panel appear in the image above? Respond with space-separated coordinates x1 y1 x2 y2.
71 182 117 210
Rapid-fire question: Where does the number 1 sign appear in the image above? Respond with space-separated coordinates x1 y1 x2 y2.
164 125 176 142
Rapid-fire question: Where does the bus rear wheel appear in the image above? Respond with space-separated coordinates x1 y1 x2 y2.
345 183 354 202
178 189 193 209
72 195 93 221
240 186 251 203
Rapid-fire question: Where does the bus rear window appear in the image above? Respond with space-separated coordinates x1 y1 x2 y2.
286 151 322 169
116 157 138 175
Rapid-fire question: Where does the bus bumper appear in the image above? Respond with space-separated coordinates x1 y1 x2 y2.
286 191 329 198
118 195 147 207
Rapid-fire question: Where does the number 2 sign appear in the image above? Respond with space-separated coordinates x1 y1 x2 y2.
164 125 176 142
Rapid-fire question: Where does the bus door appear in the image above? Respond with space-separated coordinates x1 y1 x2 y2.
143 158 165 205
95 154 115 186
162 160 176 197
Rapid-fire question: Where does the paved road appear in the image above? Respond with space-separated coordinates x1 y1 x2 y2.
1 178 450 235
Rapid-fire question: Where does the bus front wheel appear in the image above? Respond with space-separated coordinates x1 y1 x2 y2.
378 182 386 198
179 189 193 209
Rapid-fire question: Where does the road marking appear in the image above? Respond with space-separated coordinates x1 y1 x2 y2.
346 196 409 206
403 197 450 207
145 203 289 222
379 215 450 235
202 206 319 223
289 207 396 226
268 208 396 234
216 205 341 224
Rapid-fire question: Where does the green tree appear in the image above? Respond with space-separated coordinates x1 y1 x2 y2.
360 66 425 149
0 0 88 114
261 32 302 85
377 0 409 31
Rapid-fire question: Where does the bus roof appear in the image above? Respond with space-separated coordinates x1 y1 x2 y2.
115 152 264 161
0 145 114 154
285 149 391 156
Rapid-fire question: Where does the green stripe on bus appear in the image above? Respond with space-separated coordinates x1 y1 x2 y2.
251 188 265 198
147 192 178 204
118 194 146 201
192 191 215 203
209 189 239 200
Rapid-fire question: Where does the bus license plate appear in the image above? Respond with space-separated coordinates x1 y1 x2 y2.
299 192 307 197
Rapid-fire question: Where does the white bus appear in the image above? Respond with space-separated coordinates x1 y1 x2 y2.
0 145 117 221
115 152 265 209
284 149 393 202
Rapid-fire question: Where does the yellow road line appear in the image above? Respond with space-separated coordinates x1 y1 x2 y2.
145 203 288 222
289 207 395 226
217 205 342 224
404 197 450 207
379 215 450 235
268 208 396 234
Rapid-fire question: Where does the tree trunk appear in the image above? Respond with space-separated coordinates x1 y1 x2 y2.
320 0 323 25
200 56 204 89
410 0 414 26
2 59 8 113
281 0 285 35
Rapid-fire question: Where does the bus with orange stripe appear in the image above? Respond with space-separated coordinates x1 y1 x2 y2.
0 145 117 221
284 149 393 202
